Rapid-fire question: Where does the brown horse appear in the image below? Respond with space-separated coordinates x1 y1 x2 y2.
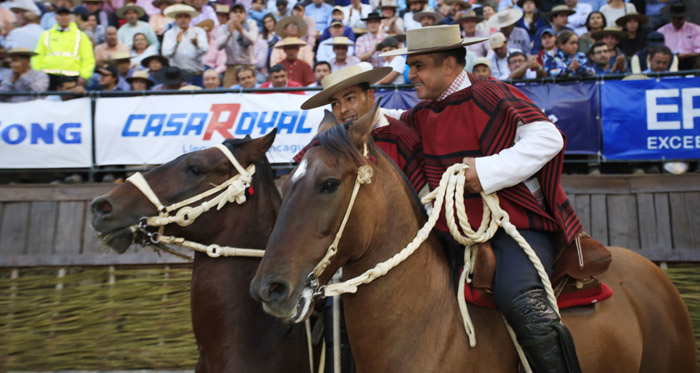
251 104 697 372
91 131 313 373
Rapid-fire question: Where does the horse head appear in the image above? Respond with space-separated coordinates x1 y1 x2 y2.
90 130 278 254
251 101 421 323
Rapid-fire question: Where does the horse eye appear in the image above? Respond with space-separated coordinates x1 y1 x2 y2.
320 179 340 194
185 165 205 176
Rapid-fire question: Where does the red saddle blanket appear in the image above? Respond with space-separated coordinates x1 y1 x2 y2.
464 280 614 310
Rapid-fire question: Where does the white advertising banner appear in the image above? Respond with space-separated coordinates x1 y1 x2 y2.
95 93 326 165
0 98 93 168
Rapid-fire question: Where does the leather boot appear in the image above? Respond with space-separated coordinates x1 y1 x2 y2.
503 289 581 373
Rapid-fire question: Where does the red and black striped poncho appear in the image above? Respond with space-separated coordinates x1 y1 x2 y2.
400 73 582 244
293 114 428 194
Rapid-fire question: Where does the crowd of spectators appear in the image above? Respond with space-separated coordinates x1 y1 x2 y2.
0 0 698 101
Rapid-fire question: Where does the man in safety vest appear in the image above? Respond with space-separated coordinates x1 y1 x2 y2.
32 6 95 90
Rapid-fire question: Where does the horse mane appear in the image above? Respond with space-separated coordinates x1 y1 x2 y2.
222 138 277 199
317 123 372 168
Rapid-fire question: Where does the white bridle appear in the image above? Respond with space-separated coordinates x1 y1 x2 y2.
126 144 265 259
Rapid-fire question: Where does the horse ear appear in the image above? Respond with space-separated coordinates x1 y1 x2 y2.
317 109 340 133
347 98 381 149
246 128 278 162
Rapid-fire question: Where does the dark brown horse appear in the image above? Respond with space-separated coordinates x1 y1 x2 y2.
251 105 697 372
91 131 312 372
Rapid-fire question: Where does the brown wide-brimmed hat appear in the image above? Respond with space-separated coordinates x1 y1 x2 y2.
163 3 198 18
152 0 174 8
591 26 627 40
275 16 308 38
302 63 391 110
3 47 38 57
413 10 443 24
615 12 649 27
456 10 484 23
141 54 169 69
196 19 215 31
274 37 308 48
547 4 575 19
488 8 523 29
379 24 488 57
126 70 155 88
116 4 146 19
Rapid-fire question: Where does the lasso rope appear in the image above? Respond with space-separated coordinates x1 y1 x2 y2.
314 161 558 371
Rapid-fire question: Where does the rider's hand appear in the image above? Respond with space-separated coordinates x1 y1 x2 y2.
462 157 483 193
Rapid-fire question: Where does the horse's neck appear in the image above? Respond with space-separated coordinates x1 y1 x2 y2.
341 163 470 369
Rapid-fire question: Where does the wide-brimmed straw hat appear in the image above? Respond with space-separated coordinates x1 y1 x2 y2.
116 4 146 19
301 63 391 110
275 16 308 38
456 10 483 23
326 36 354 46
615 12 649 27
473 56 490 68
590 26 627 40
214 4 230 14
488 8 523 29
380 0 399 8
3 47 37 57
547 4 574 19
163 3 198 18
379 24 488 57
106 51 132 63
274 37 308 48
126 70 155 88
413 10 443 23
196 19 215 31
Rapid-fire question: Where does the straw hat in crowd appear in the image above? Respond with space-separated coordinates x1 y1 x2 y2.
163 3 198 18
488 8 523 29
116 4 145 19
301 63 392 110
590 26 627 40
615 12 649 27
275 16 308 38
126 70 156 89
326 36 355 47
413 10 443 24
274 37 308 48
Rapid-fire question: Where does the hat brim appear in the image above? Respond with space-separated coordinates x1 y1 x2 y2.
275 16 308 38
547 9 575 18
116 6 146 19
275 42 307 48
126 76 155 87
153 69 190 85
301 67 392 110
413 12 443 24
5 51 38 57
163 8 198 18
590 30 627 40
141 55 169 68
379 36 488 57
615 13 649 27
457 14 484 22
488 9 523 29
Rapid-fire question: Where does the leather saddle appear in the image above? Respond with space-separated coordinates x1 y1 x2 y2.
471 232 612 295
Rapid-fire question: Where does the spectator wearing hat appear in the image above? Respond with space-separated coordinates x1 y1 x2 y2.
379 0 404 34
33 6 95 90
276 36 313 86
305 0 333 35
126 69 154 90
327 36 360 71
508 51 545 79
472 56 494 79
403 0 428 31
587 41 624 75
216 4 231 26
456 11 488 58
641 45 675 74
548 4 574 34
413 10 442 27
0 47 48 102
534 26 556 63
117 5 159 49
630 32 678 73
216 4 258 87
269 16 313 67
577 10 605 55
162 3 209 86
247 0 264 30
130 32 157 69
342 0 372 30
39 0 72 30
591 26 627 72
617 12 648 57
104 51 134 90
4 11 41 49
543 29 594 77
258 63 304 94
356 12 387 68
489 8 530 55
488 32 517 80
230 65 259 89
319 6 355 42
197 19 226 74
141 54 169 78
94 26 129 65
375 37 406 84
478 3 498 34
44 75 85 101
657 2 700 71
599 0 636 26
517 0 547 44
95 63 122 91
202 69 222 89
152 65 189 90
291 3 316 46
564 0 592 37
149 0 175 36
308 60 330 87
270 0 292 21
317 20 356 62
189 0 219 27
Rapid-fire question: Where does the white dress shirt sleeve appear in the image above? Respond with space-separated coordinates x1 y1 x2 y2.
196 28 209 56
161 28 177 58
381 108 406 120
474 120 563 195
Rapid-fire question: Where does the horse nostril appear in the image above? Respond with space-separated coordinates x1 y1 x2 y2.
91 197 114 216
262 279 290 303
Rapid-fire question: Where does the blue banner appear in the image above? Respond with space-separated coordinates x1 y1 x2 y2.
518 81 601 155
602 77 700 160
